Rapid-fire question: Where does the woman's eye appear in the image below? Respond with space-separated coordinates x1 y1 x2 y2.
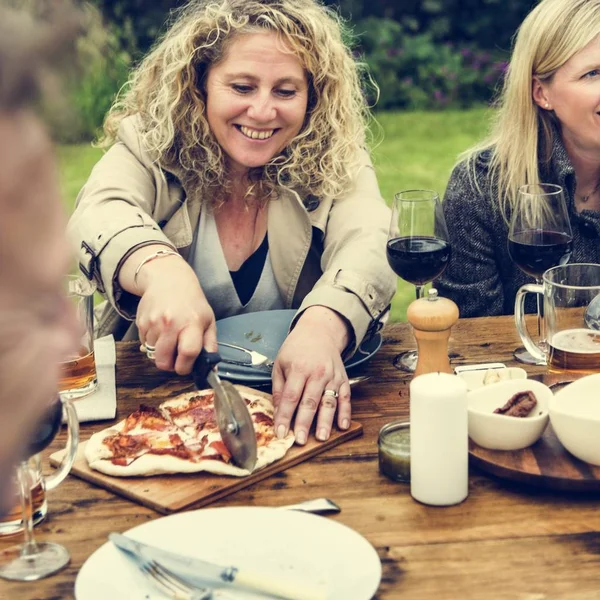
584 69 600 78
232 84 253 94
276 88 296 98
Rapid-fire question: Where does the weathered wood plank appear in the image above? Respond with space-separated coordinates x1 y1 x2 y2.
2 316 599 600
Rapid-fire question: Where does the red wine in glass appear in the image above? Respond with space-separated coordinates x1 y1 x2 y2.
387 190 451 372
386 236 451 286
508 229 572 279
508 184 573 365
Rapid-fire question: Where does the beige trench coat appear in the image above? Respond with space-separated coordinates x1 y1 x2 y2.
68 116 396 353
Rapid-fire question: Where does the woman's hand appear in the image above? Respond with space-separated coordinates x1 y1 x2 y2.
133 253 217 374
272 306 352 445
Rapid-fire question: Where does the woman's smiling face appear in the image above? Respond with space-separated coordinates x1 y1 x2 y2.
205 31 309 176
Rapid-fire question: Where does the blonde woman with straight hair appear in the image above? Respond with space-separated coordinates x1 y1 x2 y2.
69 0 395 446
437 0 600 317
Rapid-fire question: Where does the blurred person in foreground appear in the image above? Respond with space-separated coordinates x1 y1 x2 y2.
437 0 600 317
69 0 396 446
0 5 80 508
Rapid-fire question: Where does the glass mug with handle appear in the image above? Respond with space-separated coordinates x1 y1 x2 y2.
515 263 600 373
0 396 79 580
59 275 98 400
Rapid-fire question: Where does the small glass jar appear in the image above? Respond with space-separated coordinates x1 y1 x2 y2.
378 421 410 483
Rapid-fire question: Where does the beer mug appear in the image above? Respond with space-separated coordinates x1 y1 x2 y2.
0 399 79 536
515 263 600 373
59 275 98 400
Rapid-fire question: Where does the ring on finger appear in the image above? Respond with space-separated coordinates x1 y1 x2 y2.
143 343 156 353
323 389 339 399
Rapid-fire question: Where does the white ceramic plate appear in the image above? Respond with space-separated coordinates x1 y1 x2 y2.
75 507 382 600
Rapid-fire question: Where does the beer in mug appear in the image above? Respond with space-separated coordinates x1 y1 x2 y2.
548 328 600 373
515 263 600 375
59 275 98 400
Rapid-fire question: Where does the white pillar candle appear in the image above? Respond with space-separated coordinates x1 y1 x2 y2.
410 372 469 506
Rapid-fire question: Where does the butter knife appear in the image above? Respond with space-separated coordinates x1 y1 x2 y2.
110 533 326 600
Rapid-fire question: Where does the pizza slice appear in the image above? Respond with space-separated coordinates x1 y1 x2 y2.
85 388 295 478
161 389 295 477
84 404 207 477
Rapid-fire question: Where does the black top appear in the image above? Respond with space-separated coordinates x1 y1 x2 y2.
229 235 269 305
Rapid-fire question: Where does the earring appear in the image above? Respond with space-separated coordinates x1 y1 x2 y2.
545 103 550 109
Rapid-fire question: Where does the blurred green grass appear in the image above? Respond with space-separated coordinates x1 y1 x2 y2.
57 107 491 322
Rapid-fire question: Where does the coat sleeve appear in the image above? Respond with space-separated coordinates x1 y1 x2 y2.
435 160 506 317
67 141 176 320
293 150 397 353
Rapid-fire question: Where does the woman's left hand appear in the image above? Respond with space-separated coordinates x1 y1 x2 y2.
272 307 351 445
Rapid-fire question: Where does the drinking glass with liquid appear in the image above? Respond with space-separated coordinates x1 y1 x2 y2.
59 275 98 400
515 263 600 375
508 184 573 365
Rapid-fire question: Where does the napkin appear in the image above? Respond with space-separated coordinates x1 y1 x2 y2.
67 335 117 423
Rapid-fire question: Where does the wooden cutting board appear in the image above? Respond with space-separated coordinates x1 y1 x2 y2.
469 423 600 491
50 386 362 514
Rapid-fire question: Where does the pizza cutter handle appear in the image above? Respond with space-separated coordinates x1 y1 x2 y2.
192 348 222 388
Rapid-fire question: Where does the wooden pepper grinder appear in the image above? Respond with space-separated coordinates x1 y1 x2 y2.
406 288 459 377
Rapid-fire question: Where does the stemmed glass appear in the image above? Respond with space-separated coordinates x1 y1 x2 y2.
0 395 79 581
508 183 573 364
387 189 452 372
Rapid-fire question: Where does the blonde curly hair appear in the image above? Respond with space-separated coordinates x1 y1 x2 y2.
101 0 372 204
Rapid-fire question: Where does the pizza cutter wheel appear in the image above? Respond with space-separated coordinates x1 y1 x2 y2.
192 349 258 472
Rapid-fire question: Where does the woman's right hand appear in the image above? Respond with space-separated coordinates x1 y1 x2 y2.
129 250 217 375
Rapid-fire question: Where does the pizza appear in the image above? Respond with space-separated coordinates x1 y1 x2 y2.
85 388 295 477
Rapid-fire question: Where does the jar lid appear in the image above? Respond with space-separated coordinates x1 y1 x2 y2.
378 420 410 447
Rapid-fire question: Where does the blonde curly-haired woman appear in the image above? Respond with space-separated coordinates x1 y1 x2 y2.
438 0 600 317
69 0 396 446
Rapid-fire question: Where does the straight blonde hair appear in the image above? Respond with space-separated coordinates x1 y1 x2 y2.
462 0 600 220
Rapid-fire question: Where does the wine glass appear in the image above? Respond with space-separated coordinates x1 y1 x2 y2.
0 395 79 581
387 189 451 372
508 183 573 365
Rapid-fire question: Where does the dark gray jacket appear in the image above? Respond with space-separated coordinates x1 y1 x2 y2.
436 136 600 317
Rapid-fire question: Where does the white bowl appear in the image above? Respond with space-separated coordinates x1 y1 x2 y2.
467 379 551 450
549 374 600 466
457 367 528 391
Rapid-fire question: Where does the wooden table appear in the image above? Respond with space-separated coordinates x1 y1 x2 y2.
2 315 600 600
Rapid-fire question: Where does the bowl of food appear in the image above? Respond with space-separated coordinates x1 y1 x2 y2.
467 379 551 450
549 374 600 466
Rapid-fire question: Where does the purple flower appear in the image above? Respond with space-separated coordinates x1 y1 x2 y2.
460 48 472 58
433 89 447 105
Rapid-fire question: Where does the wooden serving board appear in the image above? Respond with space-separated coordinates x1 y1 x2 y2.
50 385 362 514
469 423 600 491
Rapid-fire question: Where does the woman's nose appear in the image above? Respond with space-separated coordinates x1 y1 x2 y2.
246 92 276 122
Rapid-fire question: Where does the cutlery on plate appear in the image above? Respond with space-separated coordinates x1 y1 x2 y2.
110 532 326 600
280 497 341 514
139 559 214 600
218 342 274 368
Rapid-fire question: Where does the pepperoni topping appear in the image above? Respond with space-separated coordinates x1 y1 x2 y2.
253 411 273 426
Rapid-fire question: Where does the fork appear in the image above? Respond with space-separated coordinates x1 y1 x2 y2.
217 341 274 368
140 559 216 600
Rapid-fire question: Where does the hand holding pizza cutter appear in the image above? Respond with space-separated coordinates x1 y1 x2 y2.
192 349 258 472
